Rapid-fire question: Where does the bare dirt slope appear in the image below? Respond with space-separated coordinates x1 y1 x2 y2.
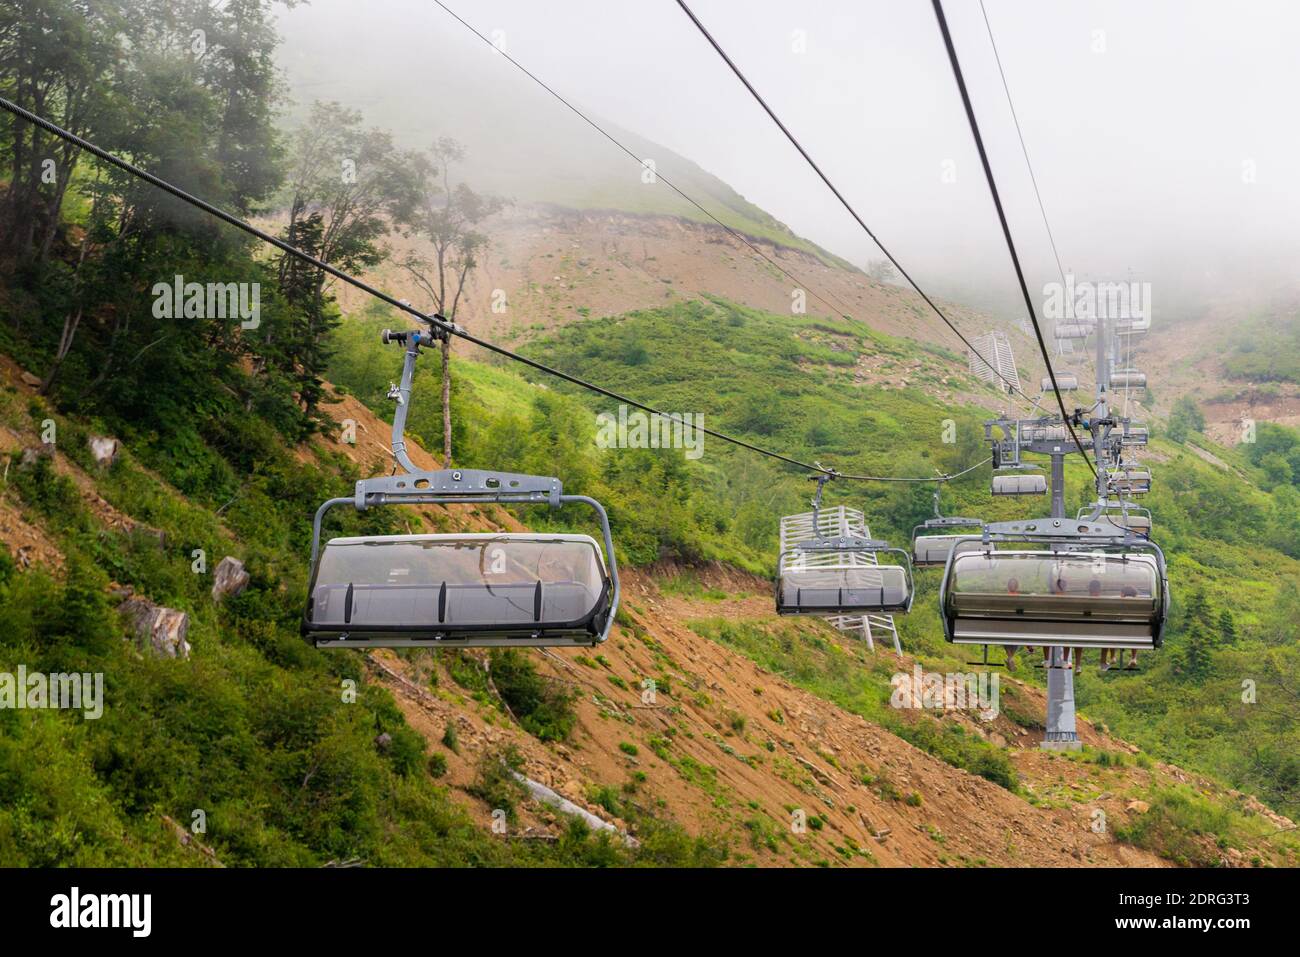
337 205 991 349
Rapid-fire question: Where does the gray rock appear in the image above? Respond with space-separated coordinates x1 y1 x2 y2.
211 556 250 602
88 436 120 467
120 597 191 659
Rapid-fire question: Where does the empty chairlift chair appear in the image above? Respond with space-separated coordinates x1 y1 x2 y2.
1107 467 1152 495
1114 315 1152 336
776 474 913 616
1041 372 1078 392
911 488 985 568
1110 368 1147 392
991 472 1048 496
1078 503 1153 538
938 519 1168 650
1121 425 1149 448
303 326 619 649
1054 321 1094 341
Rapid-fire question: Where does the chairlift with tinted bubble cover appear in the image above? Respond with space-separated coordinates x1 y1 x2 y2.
912 486 985 567
776 472 914 615
1042 372 1078 392
303 325 619 648
1110 368 1147 391
938 518 1168 650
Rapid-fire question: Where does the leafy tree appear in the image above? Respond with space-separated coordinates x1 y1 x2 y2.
275 101 426 427
1166 395 1204 443
400 138 506 465
0 0 127 261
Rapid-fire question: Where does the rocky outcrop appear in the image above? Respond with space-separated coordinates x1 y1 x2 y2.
211 556 250 602
19 443 55 468
120 597 191 659
87 435 120 467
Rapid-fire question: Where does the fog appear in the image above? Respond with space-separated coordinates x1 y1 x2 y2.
277 0 1300 320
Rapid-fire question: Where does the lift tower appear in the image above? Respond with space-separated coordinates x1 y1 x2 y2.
982 315 1126 751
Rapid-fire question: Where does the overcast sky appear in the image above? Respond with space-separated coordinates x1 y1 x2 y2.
277 0 1300 318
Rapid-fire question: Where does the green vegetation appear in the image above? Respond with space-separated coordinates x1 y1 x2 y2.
1114 786 1296 867
487 650 578 743
686 617 1019 791
1222 310 1300 383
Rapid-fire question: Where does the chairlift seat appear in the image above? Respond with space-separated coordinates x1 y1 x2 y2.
305 533 612 647
1108 468 1152 495
1111 370 1147 390
1114 316 1151 335
992 473 1047 495
776 564 911 614
1054 322 1094 340
1042 373 1078 392
913 534 983 567
940 549 1165 649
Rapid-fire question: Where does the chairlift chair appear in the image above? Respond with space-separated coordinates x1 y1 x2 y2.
911 487 985 567
1054 322 1094 340
991 472 1048 496
1121 426 1149 447
1114 315 1152 336
303 327 620 649
938 518 1169 650
1041 372 1078 392
1107 467 1152 496
776 473 914 615
1110 369 1147 391
1077 502 1152 538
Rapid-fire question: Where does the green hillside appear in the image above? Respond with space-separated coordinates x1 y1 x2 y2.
4 0 1299 869
329 297 1300 825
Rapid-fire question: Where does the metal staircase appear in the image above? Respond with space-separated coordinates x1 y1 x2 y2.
968 331 1021 394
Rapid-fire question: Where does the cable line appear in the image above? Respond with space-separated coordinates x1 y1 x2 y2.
673 0 1041 412
930 0 1098 477
430 0 861 326
0 94 988 486
978 0 1099 392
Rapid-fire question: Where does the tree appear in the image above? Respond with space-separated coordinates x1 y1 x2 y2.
275 101 426 429
1166 395 1205 443
400 138 506 466
866 259 896 283
0 0 127 261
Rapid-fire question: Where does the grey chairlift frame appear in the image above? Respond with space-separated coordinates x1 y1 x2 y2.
306 325 620 648
936 516 1170 648
1077 499 1152 537
911 486 985 566
776 471 915 615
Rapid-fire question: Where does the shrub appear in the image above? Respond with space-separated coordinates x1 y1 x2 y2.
489 650 578 743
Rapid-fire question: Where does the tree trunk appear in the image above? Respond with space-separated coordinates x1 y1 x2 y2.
441 336 452 467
